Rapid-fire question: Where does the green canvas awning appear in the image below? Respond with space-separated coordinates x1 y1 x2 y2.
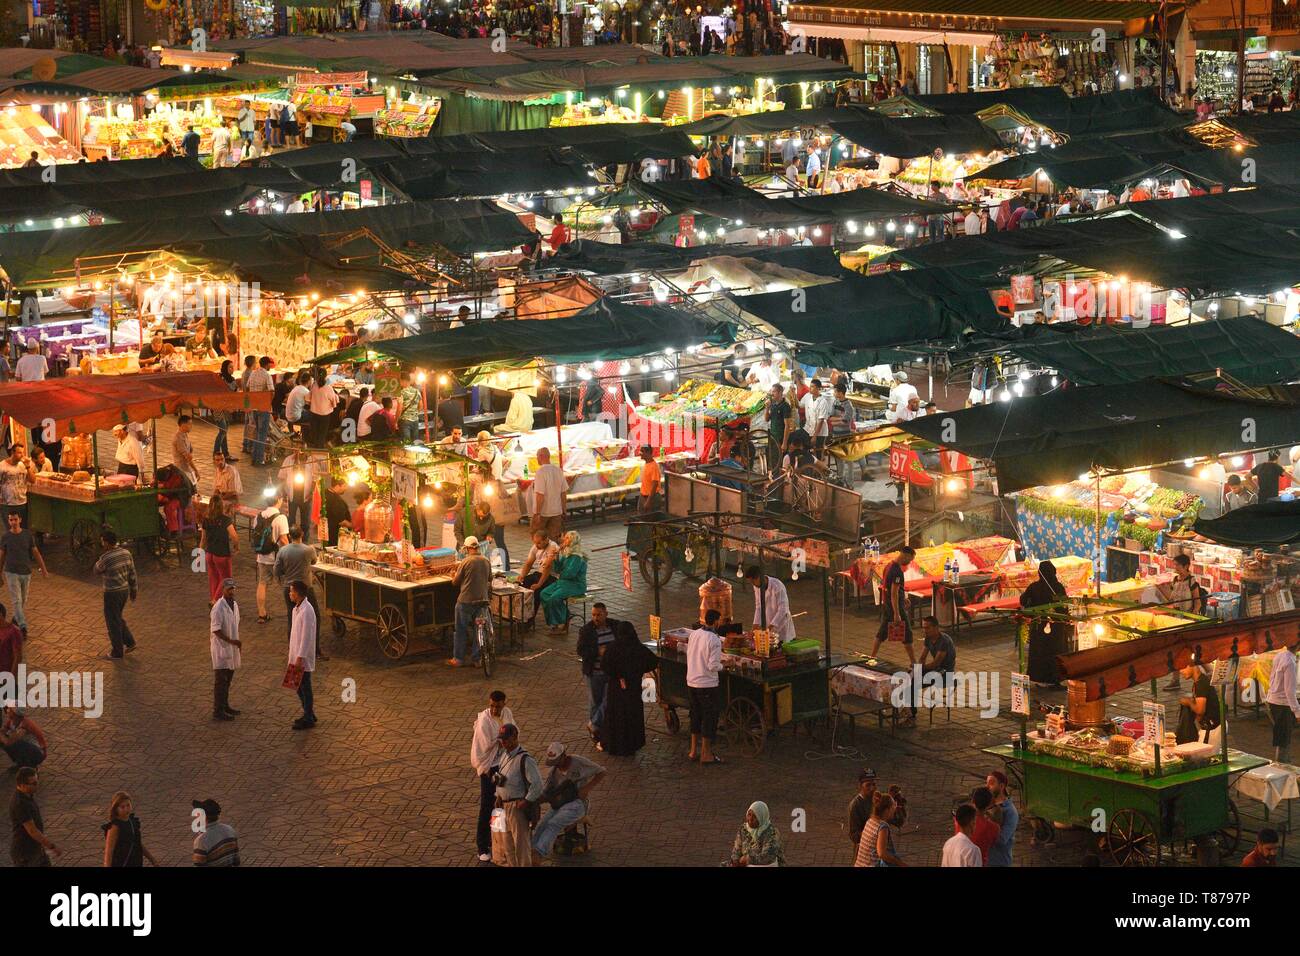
828 113 1004 158
735 266 1007 363
900 379 1300 493
315 298 734 369
1193 499 1300 546
631 177 955 226
549 239 847 277
1003 318 1300 387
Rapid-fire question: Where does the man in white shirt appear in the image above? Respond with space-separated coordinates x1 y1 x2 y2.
209 578 242 721
211 451 243 507
889 394 923 425
246 357 275 467
284 374 310 428
942 804 984 866
963 208 982 236
470 689 514 862
1265 632 1300 764
746 351 781 392
287 579 317 729
687 609 723 765
307 377 339 448
743 565 796 642
13 343 46 383
112 424 149 482
255 495 290 625
805 147 822 185
887 370 918 417
803 377 834 452
529 446 566 542
357 395 384 438
499 389 534 434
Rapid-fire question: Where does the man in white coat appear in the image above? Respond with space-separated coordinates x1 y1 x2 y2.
288 579 318 729
210 578 242 721
743 565 796 642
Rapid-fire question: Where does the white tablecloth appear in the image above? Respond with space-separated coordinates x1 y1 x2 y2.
831 665 896 704
1234 763 1300 812
502 421 616 478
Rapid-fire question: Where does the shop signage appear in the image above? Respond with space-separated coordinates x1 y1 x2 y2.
889 443 933 486
359 180 372 200
649 614 661 642
1142 700 1166 744
1010 274 1036 305
1010 672 1030 716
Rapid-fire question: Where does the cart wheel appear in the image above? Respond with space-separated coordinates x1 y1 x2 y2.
639 550 674 588
1107 808 1158 867
376 606 409 659
1029 816 1055 845
69 519 99 567
331 615 347 640
1218 800 1242 857
722 697 766 756
664 707 681 735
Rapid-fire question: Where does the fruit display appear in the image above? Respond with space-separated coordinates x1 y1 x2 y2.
83 112 220 157
637 379 764 426
0 109 82 166
375 105 440 139
1027 729 1192 773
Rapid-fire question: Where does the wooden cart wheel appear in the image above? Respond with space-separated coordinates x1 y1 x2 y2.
376 606 408 659
1218 800 1242 857
664 707 681 735
1107 808 1158 867
69 519 99 567
1028 816 1055 845
331 615 347 640
722 696 766 756
639 550 673 588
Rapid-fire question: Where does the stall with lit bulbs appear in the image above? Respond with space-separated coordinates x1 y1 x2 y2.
312 442 480 660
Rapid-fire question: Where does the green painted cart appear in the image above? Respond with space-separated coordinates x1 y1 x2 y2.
985 744 1269 865
314 563 458 659
650 641 851 755
27 487 165 568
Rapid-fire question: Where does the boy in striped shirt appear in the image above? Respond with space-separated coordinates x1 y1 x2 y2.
192 799 240 866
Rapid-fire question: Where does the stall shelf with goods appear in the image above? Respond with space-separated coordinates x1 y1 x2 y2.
313 443 477 659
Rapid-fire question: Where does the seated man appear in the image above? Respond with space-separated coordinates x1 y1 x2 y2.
532 741 604 861
0 703 46 768
517 529 558 625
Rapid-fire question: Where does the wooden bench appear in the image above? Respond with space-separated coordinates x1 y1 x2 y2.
564 483 639 524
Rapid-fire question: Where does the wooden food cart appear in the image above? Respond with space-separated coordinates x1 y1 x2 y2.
315 558 458 659
0 372 270 568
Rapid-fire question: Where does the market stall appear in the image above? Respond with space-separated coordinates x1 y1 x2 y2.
0 372 270 566
312 443 477 659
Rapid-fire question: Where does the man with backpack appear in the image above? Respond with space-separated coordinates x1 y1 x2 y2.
254 494 289 625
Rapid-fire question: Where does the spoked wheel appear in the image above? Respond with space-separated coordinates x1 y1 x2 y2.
1107 808 1158 867
478 614 496 679
1218 800 1242 857
639 550 674 588
376 606 409 659
331 615 347 639
722 696 766 756
69 519 99 567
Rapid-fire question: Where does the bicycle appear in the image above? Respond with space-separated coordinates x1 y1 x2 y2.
475 604 497 678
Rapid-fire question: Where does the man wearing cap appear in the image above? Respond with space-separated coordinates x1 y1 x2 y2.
209 578 242 721
494 723 543 867
847 768 878 848
450 535 491 668
533 742 605 860
191 799 240 866
112 424 149 483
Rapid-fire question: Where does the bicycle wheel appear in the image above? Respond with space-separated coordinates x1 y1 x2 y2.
477 612 496 678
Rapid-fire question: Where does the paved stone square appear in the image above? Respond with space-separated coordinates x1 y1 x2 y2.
6 416 1293 867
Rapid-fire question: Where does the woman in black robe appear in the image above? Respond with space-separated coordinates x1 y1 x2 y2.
1020 560 1070 687
599 622 659 756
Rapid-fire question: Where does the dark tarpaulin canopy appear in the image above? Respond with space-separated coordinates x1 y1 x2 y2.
736 266 1007 364
882 86 1073 123
899 380 1300 494
1165 142 1300 188
677 106 873 137
0 159 304 221
1002 318 1300 387
316 298 734 368
631 177 955 226
365 150 594 200
1193 500 1300 546
885 88 1182 139
828 113 1004 158
893 191 1300 295
549 238 847 277
1211 111 1300 146
970 126 1207 183
0 201 530 289
415 124 698 164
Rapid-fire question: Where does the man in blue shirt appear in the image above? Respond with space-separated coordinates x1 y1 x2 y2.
181 125 201 160
986 770 1019 866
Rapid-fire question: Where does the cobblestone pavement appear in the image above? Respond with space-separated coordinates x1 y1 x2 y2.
7 416 1293 868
